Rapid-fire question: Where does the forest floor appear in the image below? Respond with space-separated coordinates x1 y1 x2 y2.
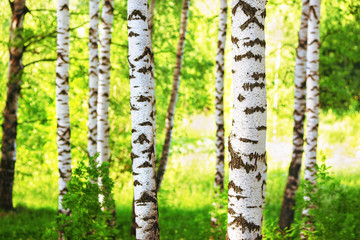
0 114 360 239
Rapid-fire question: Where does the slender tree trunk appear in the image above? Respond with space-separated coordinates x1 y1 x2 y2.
211 0 227 231
97 0 113 165
301 0 321 238
128 1 160 239
88 0 100 158
279 0 309 231
56 0 71 217
130 0 156 236
0 0 28 211
156 0 190 192
227 1 267 239
97 0 115 230
214 0 227 195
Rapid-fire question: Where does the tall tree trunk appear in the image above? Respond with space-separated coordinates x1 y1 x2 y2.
211 0 227 231
0 0 28 211
97 0 115 229
279 0 309 230
301 0 320 238
156 0 190 192
130 0 156 236
128 1 160 239
56 0 71 217
88 0 100 158
227 0 267 239
97 0 113 165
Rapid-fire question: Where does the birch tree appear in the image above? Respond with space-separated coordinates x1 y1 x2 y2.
0 0 28 211
88 0 100 157
302 0 321 236
97 0 113 165
279 0 309 230
56 0 71 216
130 0 156 236
214 0 227 195
211 0 227 230
227 0 267 239
156 0 190 191
128 1 160 238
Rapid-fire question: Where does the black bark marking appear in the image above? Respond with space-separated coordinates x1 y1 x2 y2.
256 172 262 181
244 106 266 114
243 38 265 47
128 10 146 21
134 134 150 144
239 137 258 144
228 180 243 193
135 192 157 206
139 121 152 126
237 94 246 102
138 161 152 168
251 72 266 80
129 31 139 37
134 47 152 61
138 95 151 102
134 180 142 186
228 214 261 233
235 51 262 62
256 126 267 131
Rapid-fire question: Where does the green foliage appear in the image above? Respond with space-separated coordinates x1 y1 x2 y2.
56 154 116 240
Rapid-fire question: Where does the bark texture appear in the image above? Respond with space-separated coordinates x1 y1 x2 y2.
130 0 156 236
301 0 321 237
88 0 100 158
211 0 227 230
56 0 71 215
214 0 227 194
279 0 309 230
156 0 190 191
97 0 113 165
128 1 160 239
0 0 28 211
227 0 267 239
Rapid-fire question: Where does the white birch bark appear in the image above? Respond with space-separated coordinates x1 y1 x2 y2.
214 0 227 193
128 1 159 239
88 0 100 157
227 0 267 239
211 0 227 230
279 0 309 230
97 0 113 164
302 0 321 236
56 0 71 215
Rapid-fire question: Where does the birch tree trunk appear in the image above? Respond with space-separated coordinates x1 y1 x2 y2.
279 0 309 230
227 0 267 239
130 0 156 236
97 0 113 165
0 0 28 211
301 0 321 237
156 0 190 191
56 0 71 216
88 0 100 158
211 0 227 230
128 1 160 239
214 0 227 195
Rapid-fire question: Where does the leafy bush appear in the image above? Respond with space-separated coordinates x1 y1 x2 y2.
56 154 117 239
